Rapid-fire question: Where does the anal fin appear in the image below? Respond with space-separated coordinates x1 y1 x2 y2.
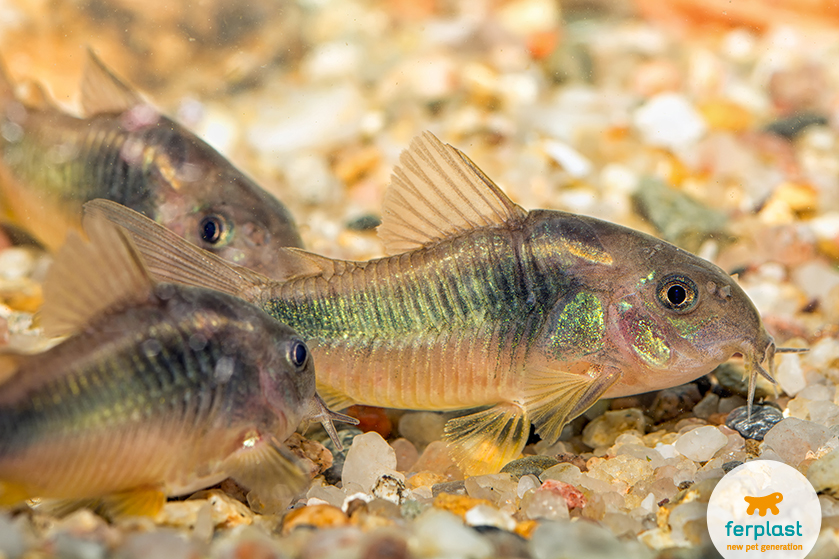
443 403 529 476
526 363 621 445
225 434 309 510
96 488 166 520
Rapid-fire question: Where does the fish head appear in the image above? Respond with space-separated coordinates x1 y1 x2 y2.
602 232 775 396
148 119 304 277
256 331 318 427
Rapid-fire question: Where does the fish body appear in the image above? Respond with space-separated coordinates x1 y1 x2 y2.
91 132 779 475
0 50 303 276
0 215 343 513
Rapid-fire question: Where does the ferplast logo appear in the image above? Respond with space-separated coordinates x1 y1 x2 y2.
708 460 820 559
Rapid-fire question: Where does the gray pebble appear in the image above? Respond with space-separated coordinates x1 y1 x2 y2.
431 480 467 497
500 456 560 479
722 460 744 474
725 405 783 441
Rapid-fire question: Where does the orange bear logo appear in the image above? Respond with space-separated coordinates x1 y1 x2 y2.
744 492 783 516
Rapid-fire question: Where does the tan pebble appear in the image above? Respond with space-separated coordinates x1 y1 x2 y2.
281 504 348 535
333 145 381 185
407 471 445 490
189 489 253 528
772 182 818 215
159 500 207 529
285 432 333 477
391 438 419 472
432 492 492 518
633 59 682 97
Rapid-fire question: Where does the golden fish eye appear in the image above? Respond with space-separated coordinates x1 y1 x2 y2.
656 275 698 312
199 214 228 245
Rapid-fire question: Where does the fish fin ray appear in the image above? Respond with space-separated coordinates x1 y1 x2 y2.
443 403 529 476
305 393 359 452
525 364 621 445
226 435 309 499
82 199 284 297
378 131 527 255
80 47 142 116
39 210 155 337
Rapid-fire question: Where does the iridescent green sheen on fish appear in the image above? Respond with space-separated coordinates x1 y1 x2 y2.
91 131 782 476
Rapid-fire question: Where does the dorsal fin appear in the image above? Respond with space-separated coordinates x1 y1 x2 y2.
377 131 527 255
40 211 155 337
83 200 326 298
80 48 142 116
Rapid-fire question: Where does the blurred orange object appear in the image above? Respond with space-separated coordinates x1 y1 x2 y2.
634 0 839 31
346 405 393 438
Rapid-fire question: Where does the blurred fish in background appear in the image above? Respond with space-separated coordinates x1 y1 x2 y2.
0 49 304 277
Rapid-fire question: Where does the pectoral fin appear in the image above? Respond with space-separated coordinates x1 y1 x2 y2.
443 403 529 476
225 435 309 499
525 363 621 445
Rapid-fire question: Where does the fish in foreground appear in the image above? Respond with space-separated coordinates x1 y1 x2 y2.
89 131 799 476
0 213 352 517
0 49 303 276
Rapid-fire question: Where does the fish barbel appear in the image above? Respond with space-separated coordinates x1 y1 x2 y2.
90 131 789 475
0 213 352 516
0 49 303 276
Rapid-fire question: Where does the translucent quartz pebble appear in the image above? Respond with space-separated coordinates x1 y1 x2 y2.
464 504 517 531
390 438 419 472
307 483 348 508
763 417 831 466
520 489 569 521
464 474 518 508
668 501 708 546
517 475 541 498
776 352 807 396
725 405 783 440
342 432 400 493
673 426 727 462
529 519 654 559
410 510 493 559
581 408 646 448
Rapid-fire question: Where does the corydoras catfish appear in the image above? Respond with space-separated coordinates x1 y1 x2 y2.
0 213 351 517
0 49 303 276
89 132 793 475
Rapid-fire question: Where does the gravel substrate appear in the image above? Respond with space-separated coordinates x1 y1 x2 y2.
2 1 839 558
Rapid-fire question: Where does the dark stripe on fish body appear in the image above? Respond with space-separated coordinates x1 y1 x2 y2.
0 318 232 459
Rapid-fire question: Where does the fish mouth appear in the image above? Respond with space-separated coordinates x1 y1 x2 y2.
304 394 359 452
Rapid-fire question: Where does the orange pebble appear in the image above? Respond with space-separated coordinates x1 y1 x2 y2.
432 493 492 518
527 30 559 60
282 504 348 535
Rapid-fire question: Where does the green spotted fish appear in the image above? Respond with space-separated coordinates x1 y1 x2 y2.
0 49 303 276
89 131 790 475
0 213 352 516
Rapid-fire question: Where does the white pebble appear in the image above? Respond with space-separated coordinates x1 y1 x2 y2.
464 504 517 531
633 93 707 151
342 432 399 493
543 139 592 178
674 426 727 462
284 154 342 205
517 474 541 498
776 353 807 396
0 248 34 281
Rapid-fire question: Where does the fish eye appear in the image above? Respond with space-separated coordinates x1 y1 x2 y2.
656 275 698 312
289 340 308 369
199 214 227 245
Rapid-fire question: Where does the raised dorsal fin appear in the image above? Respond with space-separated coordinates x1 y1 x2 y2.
40 210 155 337
377 131 527 255
80 48 142 116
